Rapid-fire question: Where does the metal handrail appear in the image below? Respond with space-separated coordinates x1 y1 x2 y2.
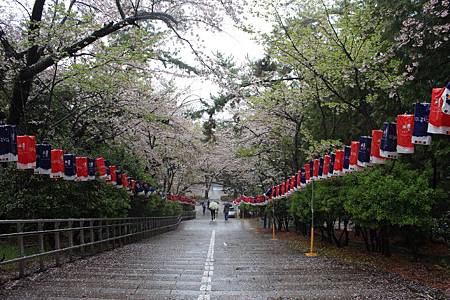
0 211 196 278
0 216 179 224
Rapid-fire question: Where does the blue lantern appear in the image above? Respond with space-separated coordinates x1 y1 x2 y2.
35 143 52 175
412 103 432 145
88 158 96 180
343 146 351 172
380 122 399 159
357 136 372 167
63 154 76 180
0 125 18 162
328 153 335 176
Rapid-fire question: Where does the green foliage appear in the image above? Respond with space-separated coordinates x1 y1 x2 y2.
238 202 259 213
0 167 130 219
142 196 182 217
344 162 437 229
289 159 445 235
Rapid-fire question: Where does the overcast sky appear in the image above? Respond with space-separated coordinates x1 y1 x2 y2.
175 12 273 111
3 1 273 114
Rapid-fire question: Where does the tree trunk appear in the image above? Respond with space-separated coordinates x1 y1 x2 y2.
8 76 33 129
319 226 325 241
361 228 370 252
7 0 46 128
380 226 391 257
284 217 289 232
343 220 349 246
369 229 378 252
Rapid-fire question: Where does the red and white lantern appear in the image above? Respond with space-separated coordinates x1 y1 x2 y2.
50 149 64 178
323 155 330 178
304 163 311 183
428 87 450 135
109 165 117 185
370 130 386 164
122 173 129 189
130 179 136 194
76 156 89 181
95 157 107 179
349 141 359 171
396 114 414 154
313 159 319 180
16 136 36 169
334 150 344 175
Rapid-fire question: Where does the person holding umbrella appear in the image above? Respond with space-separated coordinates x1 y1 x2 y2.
208 200 219 221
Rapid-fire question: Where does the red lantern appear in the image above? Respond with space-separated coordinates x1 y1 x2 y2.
304 163 311 183
334 150 344 174
122 174 129 188
428 87 450 135
50 149 64 178
350 141 359 170
396 114 414 154
297 170 301 189
109 165 117 184
16 136 36 169
95 157 107 179
323 155 330 178
75 156 89 181
291 175 296 191
370 130 386 164
313 159 319 180
130 179 136 192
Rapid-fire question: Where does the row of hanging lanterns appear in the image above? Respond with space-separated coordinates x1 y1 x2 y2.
167 195 196 206
0 126 169 199
233 84 450 206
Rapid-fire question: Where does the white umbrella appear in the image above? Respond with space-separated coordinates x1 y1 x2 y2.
209 201 219 210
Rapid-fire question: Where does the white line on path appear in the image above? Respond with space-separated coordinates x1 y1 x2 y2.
198 230 215 300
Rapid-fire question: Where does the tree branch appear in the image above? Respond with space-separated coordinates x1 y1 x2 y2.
115 0 126 19
0 29 23 59
20 11 178 80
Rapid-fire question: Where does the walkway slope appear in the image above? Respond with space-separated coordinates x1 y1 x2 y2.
1 207 438 299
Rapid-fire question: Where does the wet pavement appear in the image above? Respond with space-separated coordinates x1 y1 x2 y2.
1 206 442 299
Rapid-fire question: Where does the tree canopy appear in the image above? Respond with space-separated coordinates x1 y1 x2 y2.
0 0 449 249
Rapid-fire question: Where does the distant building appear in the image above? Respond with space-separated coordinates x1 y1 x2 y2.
186 183 227 200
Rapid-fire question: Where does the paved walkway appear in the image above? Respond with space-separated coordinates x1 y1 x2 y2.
1 206 437 299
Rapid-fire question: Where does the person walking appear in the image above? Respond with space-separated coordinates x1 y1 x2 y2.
211 207 216 221
208 201 219 221
223 203 230 221
202 201 207 215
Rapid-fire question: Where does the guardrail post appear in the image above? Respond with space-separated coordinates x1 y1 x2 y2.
120 220 123 246
98 220 103 251
79 221 85 254
68 221 74 261
123 219 128 244
17 222 25 278
112 220 116 249
105 220 110 249
90 220 95 253
54 221 61 267
38 222 44 271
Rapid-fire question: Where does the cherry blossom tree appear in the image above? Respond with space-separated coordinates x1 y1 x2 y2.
0 0 247 129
